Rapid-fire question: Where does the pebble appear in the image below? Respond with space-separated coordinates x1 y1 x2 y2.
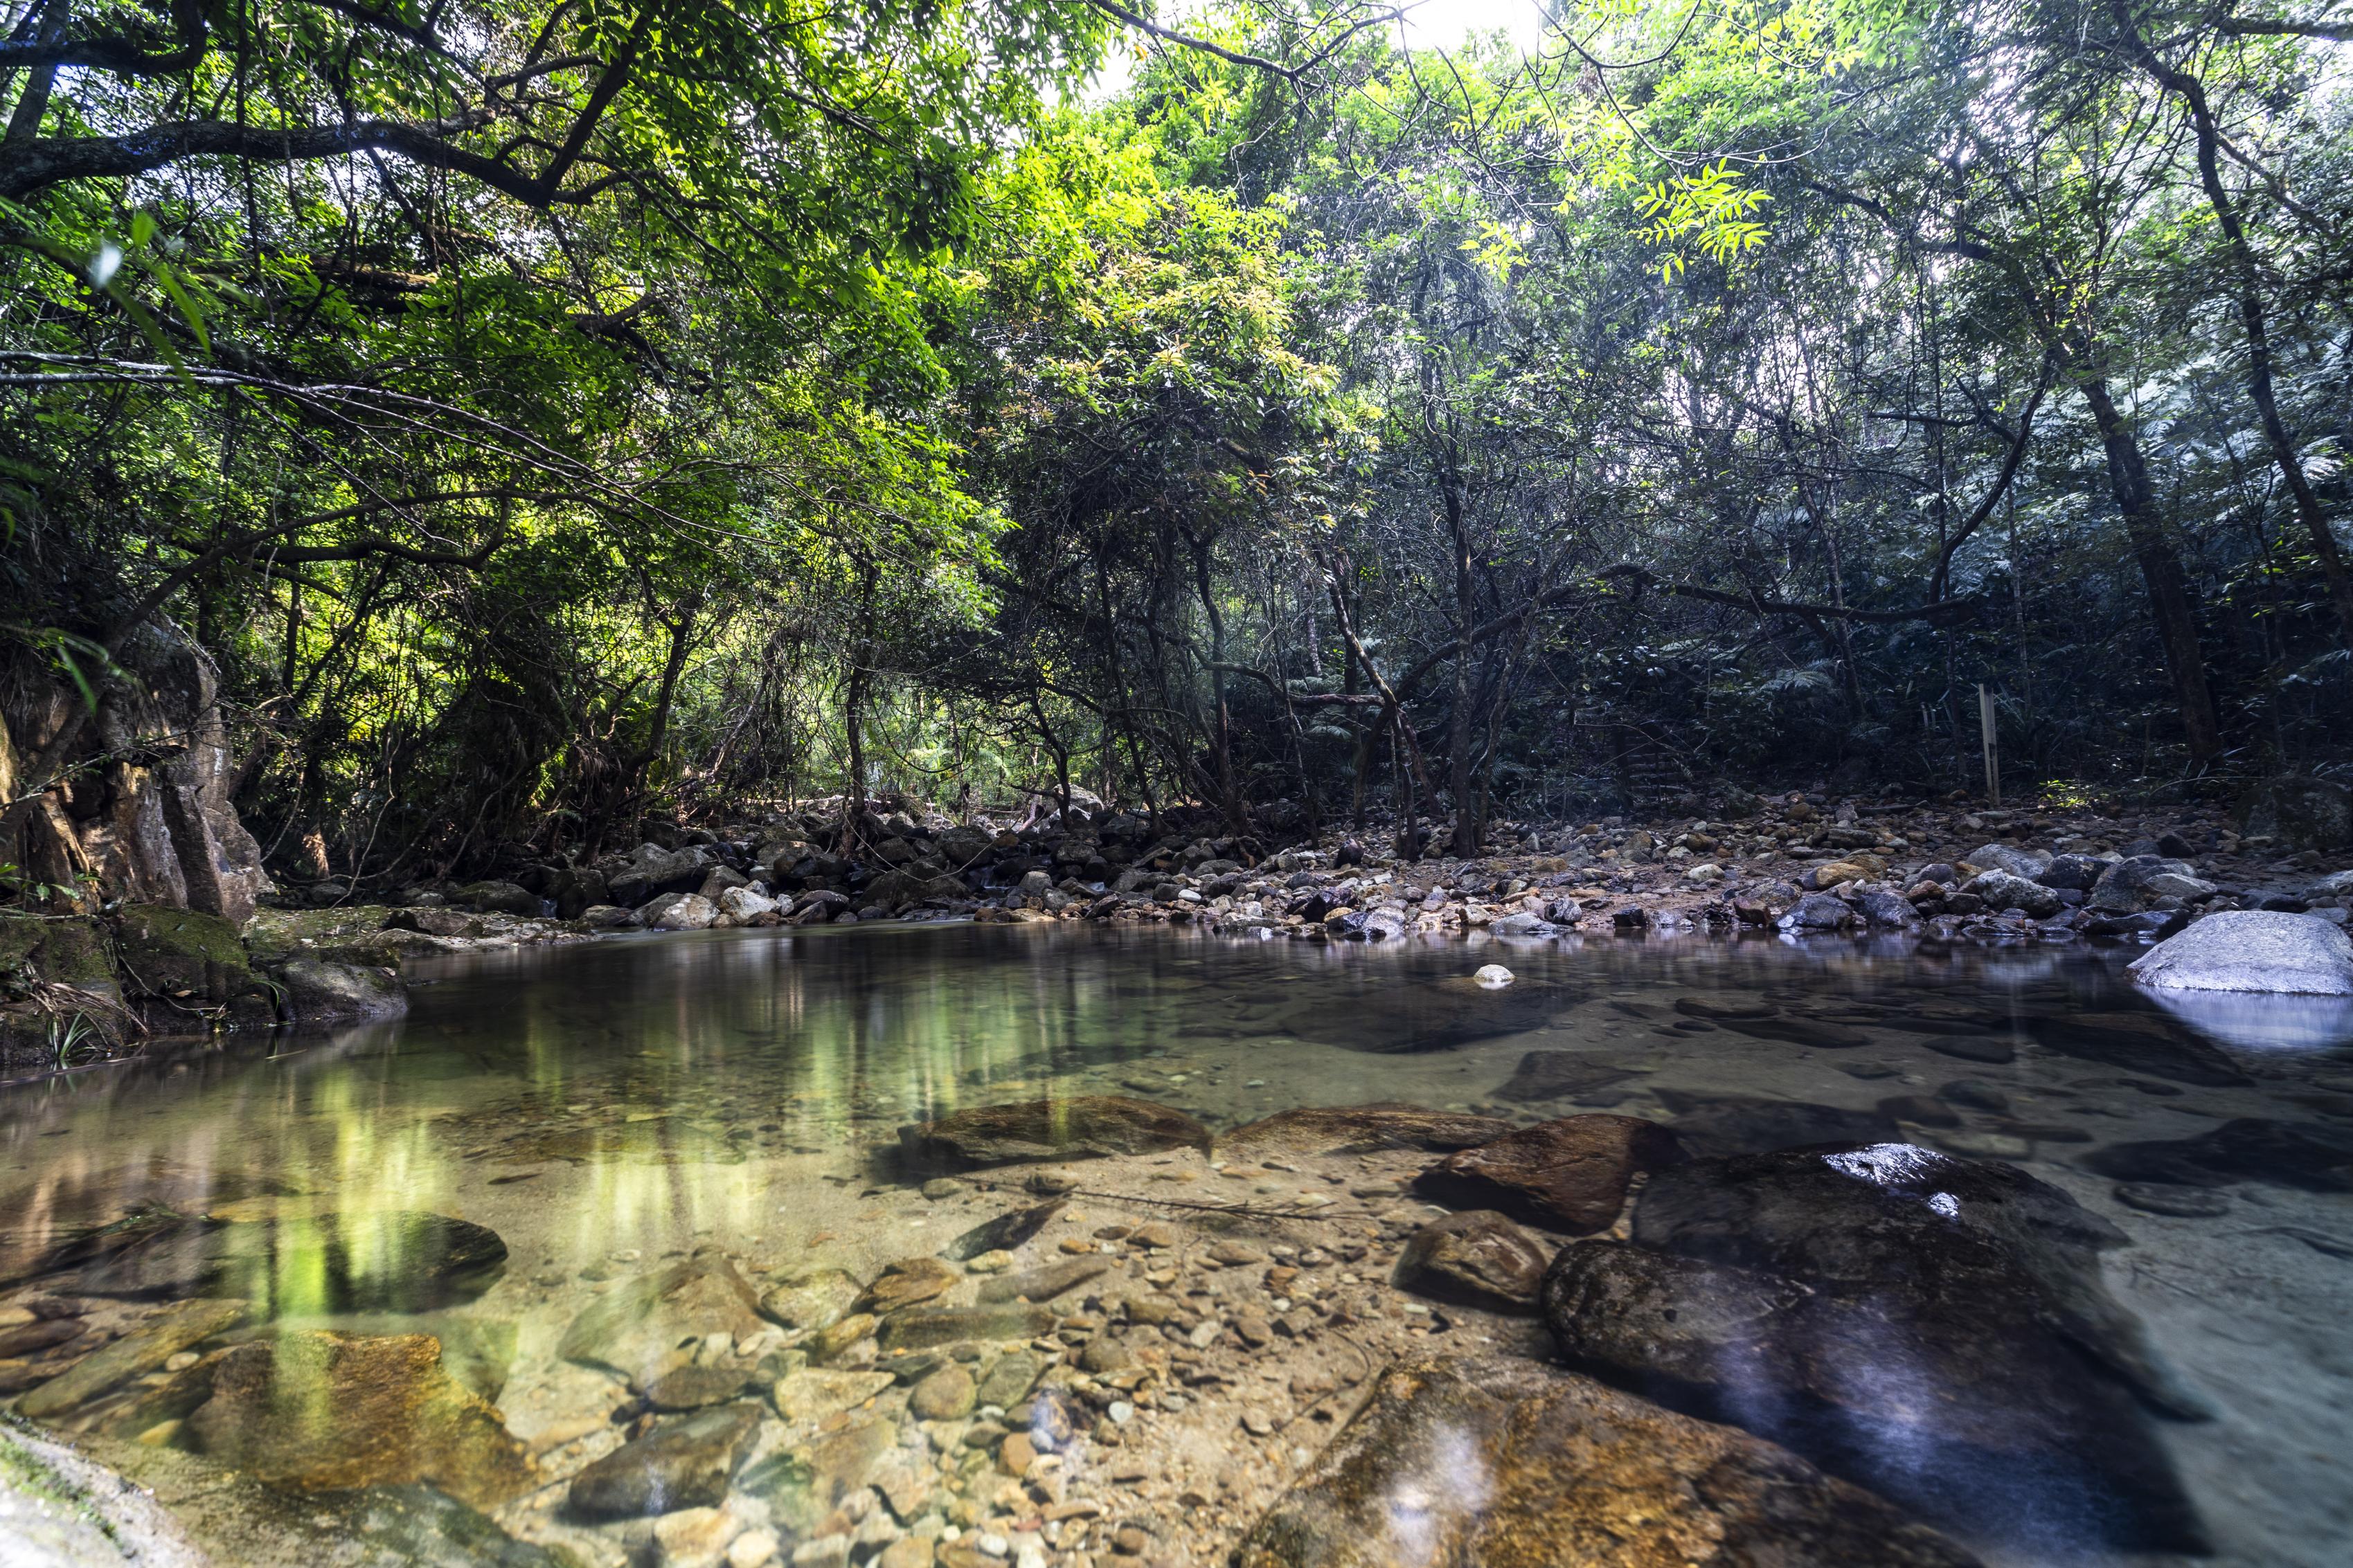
1129 1222 1179 1250
1240 1407 1276 1436
730 1530 783 1568
2115 1183 2232 1218
1108 1399 1136 1422
922 1178 962 1199
1474 964 1514 987
965 1251 1014 1274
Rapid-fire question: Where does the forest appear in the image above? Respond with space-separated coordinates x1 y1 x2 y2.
6 0 2352 896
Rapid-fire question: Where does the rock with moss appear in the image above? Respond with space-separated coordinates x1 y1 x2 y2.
111 905 256 1005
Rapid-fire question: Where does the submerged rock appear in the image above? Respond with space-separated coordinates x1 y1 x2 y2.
557 1254 764 1387
1233 1355 1982 1568
942 1200 1064 1261
1217 1103 1511 1157
1390 1211 1550 1312
1661 1096 1899 1158
855 1256 959 1314
0 1421 207 1567
976 1256 1111 1304
1417 1114 1683 1233
271 956 409 1022
17 1297 248 1421
2127 910 2353 995
756 1268 861 1331
1548 1142 2210 1551
2083 1118 2353 1191
898 1096 1211 1168
2023 1009 2251 1085
40 1207 505 1314
875 1304 1056 1351
1487 1052 1638 1106
566 1403 760 1520
185 1331 534 1507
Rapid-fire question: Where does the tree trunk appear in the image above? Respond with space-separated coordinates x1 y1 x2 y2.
2077 373 2224 762
2118 7 2353 645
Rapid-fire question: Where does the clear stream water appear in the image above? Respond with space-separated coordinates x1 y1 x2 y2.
2 923 2349 1565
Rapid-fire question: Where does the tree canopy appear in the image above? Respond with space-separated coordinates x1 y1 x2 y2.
6 0 2351 891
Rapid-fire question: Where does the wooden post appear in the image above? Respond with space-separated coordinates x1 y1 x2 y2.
1978 685 2000 806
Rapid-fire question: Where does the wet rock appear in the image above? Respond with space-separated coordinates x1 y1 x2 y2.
2113 1184 2232 1217
1539 1239 2197 1551
2023 1011 2252 1085
1417 1114 1683 1233
942 1201 1064 1262
1661 1096 1899 1157
1919 1032 2016 1064
1857 890 1919 928
1489 1052 1638 1106
1877 1094 1960 1127
185 1331 534 1507
2127 910 2353 995
1776 893 1855 932
1640 1141 2206 1418
771 1368 895 1420
976 1256 1111 1304
2038 853 2109 891
44 1209 505 1313
1269 977 1580 1053
2082 1118 2353 1191
1939 1079 2012 1112
647 1365 758 1410
566 1403 759 1520
1556 1142 2208 1549
975 1351 1041 1408
1965 844 2052 879
272 957 409 1022
17 1297 248 1421
1232 1354 1982 1568
1217 1103 1510 1157
908 1362 976 1421
898 1096 1211 1169
638 892 720 930
1390 1211 1550 1312
0 1421 208 1567
557 1255 764 1387
2087 856 2199 914
757 1268 861 1331
1962 869 2062 919
855 1256 960 1314
1712 1012 1872 1049
875 1304 1056 1352
456 880 538 916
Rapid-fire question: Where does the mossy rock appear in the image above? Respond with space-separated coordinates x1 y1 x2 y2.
242 905 397 965
0 913 114 986
114 904 258 1002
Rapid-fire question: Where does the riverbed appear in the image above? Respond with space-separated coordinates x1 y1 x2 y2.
1 922 2348 1567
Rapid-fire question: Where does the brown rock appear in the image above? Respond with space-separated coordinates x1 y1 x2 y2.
809 1313 879 1363
18 1297 248 1421
557 1255 764 1387
875 1304 1057 1352
899 1096 1212 1169
1215 1104 1511 1159
908 1362 976 1421
185 1331 534 1507
1233 1355 1982 1568
1129 1223 1179 1250
1417 1115 1683 1233
1391 1211 1550 1313
857 1256 960 1315
566 1403 759 1519
976 1256 1112 1304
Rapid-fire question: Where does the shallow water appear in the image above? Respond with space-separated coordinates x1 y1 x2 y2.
3 922 2350 1565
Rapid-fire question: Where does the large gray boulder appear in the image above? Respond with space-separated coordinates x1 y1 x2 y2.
2087 854 2199 913
637 892 718 930
2128 910 2353 995
1962 868 2061 918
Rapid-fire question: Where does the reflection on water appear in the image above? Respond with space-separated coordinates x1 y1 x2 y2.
0 921 2348 1565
